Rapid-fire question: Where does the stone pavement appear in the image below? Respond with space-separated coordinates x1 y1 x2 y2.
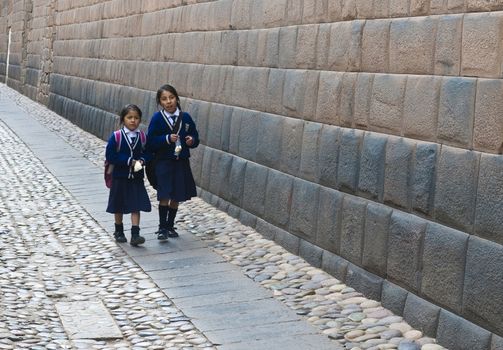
0 84 446 350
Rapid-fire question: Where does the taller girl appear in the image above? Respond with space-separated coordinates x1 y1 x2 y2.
147 84 199 240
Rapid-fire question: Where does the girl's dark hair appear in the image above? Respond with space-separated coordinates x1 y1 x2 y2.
119 104 142 123
156 84 181 111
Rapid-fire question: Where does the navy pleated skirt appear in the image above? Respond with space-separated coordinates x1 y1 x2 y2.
155 158 197 202
106 178 151 214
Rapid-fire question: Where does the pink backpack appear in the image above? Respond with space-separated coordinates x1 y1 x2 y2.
104 130 146 188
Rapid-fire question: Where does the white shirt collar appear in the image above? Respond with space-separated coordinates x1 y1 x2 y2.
164 108 180 118
122 126 139 135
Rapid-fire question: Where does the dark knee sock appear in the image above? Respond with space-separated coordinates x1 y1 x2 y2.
167 208 178 229
114 223 124 233
159 205 169 229
131 225 140 236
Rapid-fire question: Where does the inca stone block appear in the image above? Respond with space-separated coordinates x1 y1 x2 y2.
220 105 233 152
421 223 468 313
384 136 414 210
403 294 440 336
434 146 478 231
340 196 367 265
363 203 392 276
338 73 357 127
264 169 293 229
410 0 430 15
256 113 283 168
315 71 342 125
289 178 319 241
345 264 383 301
299 121 322 182
266 69 286 116
463 236 503 335
387 211 426 292
248 68 269 112
278 26 298 68
295 24 317 69
321 251 348 282
238 109 259 161
337 128 363 193
389 17 436 74
438 77 476 148
242 162 268 217
492 335 503 350
475 154 503 244
318 125 341 190
358 132 387 201
369 74 406 133
403 75 441 141
264 28 280 67
412 142 438 215
274 225 300 255
228 157 247 206
228 107 242 155
316 187 343 254
437 309 492 350
353 73 374 128
315 24 331 69
473 79 503 152
434 14 462 75
280 117 303 177
209 152 233 199
362 19 389 73
381 280 409 316
462 13 502 78
206 103 224 149
328 21 363 71
299 239 323 268
200 146 213 190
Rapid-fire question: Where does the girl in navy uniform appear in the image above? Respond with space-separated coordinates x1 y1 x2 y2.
146 84 199 240
106 104 151 246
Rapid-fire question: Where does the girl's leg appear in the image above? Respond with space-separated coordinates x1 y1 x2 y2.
167 200 179 237
157 199 170 240
113 213 126 243
130 212 145 246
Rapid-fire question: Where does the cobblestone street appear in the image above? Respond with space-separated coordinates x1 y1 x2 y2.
0 84 446 350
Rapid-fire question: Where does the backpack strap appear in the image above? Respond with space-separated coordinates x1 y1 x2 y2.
114 130 122 152
139 130 147 148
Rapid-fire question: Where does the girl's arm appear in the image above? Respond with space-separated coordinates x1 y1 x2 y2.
105 133 130 165
146 116 171 151
185 114 200 148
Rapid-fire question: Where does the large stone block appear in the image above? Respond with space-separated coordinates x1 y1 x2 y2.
199 146 213 190
389 17 436 74
295 24 317 69
242 162 268 217
220 105 233 152
316 187 343 254
280 117 304 177
384 136 414 210
421 223 468 313
264 169 293 229
493 335 503 350
282 69 305 118
410 0 430 15
289 179 319 241
299 239 323 268
474 79 503 152
403 293 440 336
403 75 441 141
256 113 283 168
206 103 224 149
345 264 383 301
299 121 322 183
262 0 286 26
315 24 331 69
231 67 252 108
387 211 426 292
328 21 363 71
337 128 363 193
238 109 259 162
353 73 374 129
475 154 503 244
438 77 476 148
228 157 247 206
462 13 503 78
369 74 406 133
358 132 387 201
230 0 252 29
340 196 367 265
318 125 341 190
338 73 357 127
411 142 438 216
381 280 408 316
278 26 298 68
437 309 492 350
363 203 392 276
248 68 269 112
434 146 478 232
361 19 390 73
274 226 300 255
434 14 462 75
227 107 242 155
266 69 286 116
209 152 233 199
321 251 348 282
463 236 503 335
315 71 342 125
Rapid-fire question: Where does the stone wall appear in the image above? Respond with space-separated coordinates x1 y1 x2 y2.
1 1 502 348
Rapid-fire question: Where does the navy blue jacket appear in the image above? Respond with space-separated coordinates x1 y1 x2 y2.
105 131 152 179
146 111 199 160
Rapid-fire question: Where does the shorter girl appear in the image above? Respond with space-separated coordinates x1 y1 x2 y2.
147 84 199 240
106 104 151 246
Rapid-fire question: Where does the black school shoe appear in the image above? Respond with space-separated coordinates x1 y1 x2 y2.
167 228 179 238
157 228 168 241
130 226 145 246
114 231 127 243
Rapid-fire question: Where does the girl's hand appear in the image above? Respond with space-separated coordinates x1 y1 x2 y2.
170 134 179 143
185 135 193 146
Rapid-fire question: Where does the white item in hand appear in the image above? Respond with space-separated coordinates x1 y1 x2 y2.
133 161 143 172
